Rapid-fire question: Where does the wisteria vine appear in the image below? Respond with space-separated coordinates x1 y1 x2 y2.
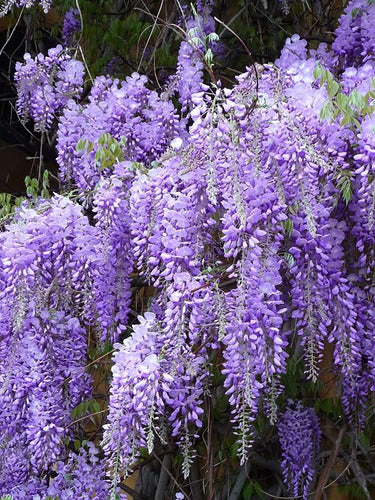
2 0 375 498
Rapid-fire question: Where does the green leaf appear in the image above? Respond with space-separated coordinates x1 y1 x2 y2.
359 432 370 451
349 90 365 109
89 400 101 414
15 196 24 207
327 79 340 99
207 32 219 43
336 92 349 111
365 105 375 116
95 149 104 162
205 48 213 64
189 36 202 48
321 68 334 84
313 64 322 80
283 252 295 268
315 397 343 420
76 139 87 152
253 481 264 499
342 183 352 204
71 400 89 419
242 481 254 499
282 218 293 237
337 484 367 500
42 174 50 188
230 441 239 459
353 117 361 129
335 170 352 205
320 102 334 121
340 115 351 126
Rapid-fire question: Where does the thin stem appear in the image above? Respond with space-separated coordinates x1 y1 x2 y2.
0 7 24 58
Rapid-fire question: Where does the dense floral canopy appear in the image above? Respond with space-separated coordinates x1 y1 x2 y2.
1 0 375 499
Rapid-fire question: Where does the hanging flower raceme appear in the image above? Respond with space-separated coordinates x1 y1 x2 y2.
220 172 288 460
130 153 216 284
169 2 217 113
1 441 114 499
348 69 375 242
129 152 218 476
14 45 84 132
0 442 48 499
91 162 135 343
103 300 209 484
278 401 321 500
102 312 167 477
62 8 81 47
101 121 219 480
165 78 291 463
288 210 334 381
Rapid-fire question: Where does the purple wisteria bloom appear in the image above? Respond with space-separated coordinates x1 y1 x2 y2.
62 8 81 46
278 401 321 500
46 443 113 499
90 162 135 342
57 73 184 195
0 196 97 486
332 0 375 68
15 45 84 131
5 0 375 493
169 2 216 112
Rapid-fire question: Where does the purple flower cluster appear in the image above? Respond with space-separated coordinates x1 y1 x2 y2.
130 155 215 283
62 8 81 47
103 302 208 480
91 162 135 342
1 442 113 499
173 38 204 113
102 312 166 475
6 0 375 495
170 3 216 112
0 196 97 489
0 443 48 498
278 401 321 499
104 153 218 474
332 0 375 68
46 443 112 499
57 73 184 194
15 45 84 131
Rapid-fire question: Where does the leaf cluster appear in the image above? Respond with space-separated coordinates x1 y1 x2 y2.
77 134 126 171
315 65 375 128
